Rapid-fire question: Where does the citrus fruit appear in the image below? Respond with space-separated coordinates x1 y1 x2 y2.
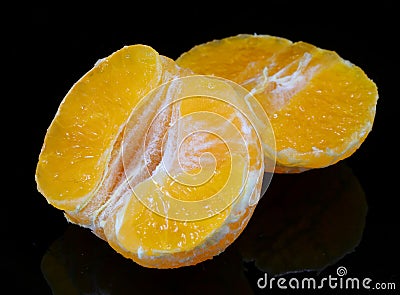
176 34 379 172
35 44 274 268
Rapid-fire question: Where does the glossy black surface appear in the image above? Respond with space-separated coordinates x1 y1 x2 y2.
9 3 399 294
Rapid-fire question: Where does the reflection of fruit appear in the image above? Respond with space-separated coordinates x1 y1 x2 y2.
236 163 367 275
35 45 268 268
41 225 253 295
177 34 379 172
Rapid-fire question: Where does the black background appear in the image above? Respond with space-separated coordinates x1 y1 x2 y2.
6 2 398 294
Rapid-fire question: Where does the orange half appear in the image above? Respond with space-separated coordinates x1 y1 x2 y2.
177 34 379 172
35 44 271 268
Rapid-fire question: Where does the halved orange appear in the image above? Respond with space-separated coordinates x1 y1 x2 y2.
35 44 273 268
176 34 379 172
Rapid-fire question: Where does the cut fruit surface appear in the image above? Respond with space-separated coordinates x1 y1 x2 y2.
176 34 379 172
35 45 273 268
36 45 164 211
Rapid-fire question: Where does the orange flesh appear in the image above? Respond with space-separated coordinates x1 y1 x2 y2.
176 34 379 170
272 61 378 154
116 91 263 256
36 45 267 269
36 45 163 210
36 32 378 268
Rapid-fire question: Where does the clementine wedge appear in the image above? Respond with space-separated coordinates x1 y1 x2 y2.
176 34 379 172
35 44 274 268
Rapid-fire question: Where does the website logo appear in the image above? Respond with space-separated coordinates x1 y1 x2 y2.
257 266 396 290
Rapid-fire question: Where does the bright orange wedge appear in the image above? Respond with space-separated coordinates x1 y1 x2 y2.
177 34 379 172
35 44 273 268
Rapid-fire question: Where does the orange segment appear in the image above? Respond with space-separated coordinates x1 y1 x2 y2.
35 46 272 269
272 59 378 167
36 45 163 211
103 75 269 268
176 34 379 172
